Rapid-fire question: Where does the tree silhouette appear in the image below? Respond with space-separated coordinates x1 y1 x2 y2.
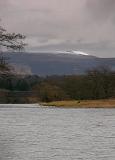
0 25 26 50
0 24 26 73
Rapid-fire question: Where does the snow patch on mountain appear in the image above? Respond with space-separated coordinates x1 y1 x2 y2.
72 51 89 56
56 50 89 56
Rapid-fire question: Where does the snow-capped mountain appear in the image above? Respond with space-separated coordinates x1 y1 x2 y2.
3 51 115 76
56 50 89 56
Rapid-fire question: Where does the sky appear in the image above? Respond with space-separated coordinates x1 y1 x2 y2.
0 0 115 57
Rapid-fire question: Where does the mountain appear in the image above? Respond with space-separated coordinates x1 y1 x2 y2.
3 51 115 76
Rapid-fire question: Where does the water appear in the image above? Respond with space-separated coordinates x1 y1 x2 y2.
0 104 115 160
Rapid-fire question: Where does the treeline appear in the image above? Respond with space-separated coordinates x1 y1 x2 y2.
0 74 42 103
0 66 115 103
34 67 115 102
0 74 41 91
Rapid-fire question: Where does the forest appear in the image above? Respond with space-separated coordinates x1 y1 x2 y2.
0 66 115 103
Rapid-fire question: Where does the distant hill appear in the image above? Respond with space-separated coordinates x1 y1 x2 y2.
3 51 115 76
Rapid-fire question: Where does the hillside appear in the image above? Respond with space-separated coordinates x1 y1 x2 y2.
3 51 115 76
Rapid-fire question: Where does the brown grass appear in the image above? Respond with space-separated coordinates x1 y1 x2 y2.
41 99 115 108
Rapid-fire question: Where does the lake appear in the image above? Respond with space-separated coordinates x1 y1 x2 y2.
0 104 115 160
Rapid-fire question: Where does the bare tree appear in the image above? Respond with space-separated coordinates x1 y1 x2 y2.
0 24 26 74
0 26 26 50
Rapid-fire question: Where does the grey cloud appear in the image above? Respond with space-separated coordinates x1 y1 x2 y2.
0 0 9 8
0 0 115 57
28 8 52 14
30 40 115 57
86 0 115 20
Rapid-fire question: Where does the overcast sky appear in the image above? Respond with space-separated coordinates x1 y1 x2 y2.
0 0 115 57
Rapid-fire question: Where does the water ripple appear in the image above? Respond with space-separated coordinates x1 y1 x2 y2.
0 105 115 160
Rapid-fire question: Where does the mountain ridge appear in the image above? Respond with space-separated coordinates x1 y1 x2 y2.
2 51 115 76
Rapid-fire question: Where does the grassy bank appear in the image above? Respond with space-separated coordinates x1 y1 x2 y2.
42 99 115 108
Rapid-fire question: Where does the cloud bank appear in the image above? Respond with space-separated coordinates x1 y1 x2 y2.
0 0 115 57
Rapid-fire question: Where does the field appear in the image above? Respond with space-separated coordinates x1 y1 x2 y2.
42 99 115 108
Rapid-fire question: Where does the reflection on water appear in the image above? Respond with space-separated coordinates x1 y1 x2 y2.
0 104 115 160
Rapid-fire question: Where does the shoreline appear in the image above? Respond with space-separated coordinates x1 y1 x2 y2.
0 104 40 108
41 99 115 108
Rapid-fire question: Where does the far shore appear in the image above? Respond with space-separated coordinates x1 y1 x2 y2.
41 99 115 108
